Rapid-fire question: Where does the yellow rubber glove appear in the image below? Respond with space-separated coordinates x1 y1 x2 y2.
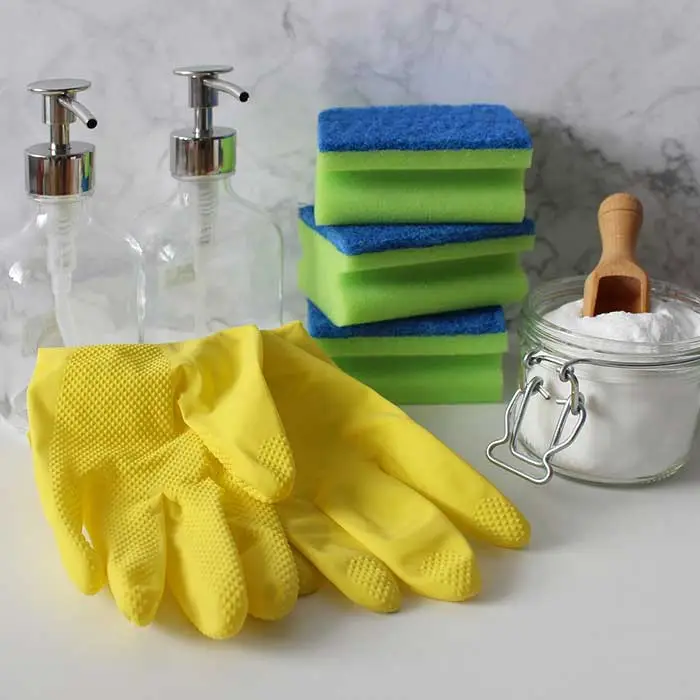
265 323 530 612
27 327 299 639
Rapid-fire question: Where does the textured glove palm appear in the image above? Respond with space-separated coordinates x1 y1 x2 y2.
28 327 299 639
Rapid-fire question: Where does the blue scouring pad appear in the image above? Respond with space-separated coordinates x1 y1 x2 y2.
318 104 532 153
299 205 534 256
307 301 506 338
307 301 508 358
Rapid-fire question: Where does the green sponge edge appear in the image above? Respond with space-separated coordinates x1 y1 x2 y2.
333 354 504 405
315 333 508 358
299 253 528 326
299 235 529 326
317 149 533 172
298 219 535 273
315 168 527 225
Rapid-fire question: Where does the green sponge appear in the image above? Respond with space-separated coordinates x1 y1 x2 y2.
330 354 504 405
308 304 506 404
299 220 529 326
319 332 507 357
315 168 528 225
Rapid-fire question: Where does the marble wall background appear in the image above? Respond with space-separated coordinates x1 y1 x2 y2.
1 0 699 321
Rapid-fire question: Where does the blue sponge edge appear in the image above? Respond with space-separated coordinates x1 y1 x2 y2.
317 104 533 153
299 205 534 256
307 301 506 338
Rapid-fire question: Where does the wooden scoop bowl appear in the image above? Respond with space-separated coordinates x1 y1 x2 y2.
582 192 649 317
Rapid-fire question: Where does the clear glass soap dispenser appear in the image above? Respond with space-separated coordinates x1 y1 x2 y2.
133 65 284 343
0 79 140 429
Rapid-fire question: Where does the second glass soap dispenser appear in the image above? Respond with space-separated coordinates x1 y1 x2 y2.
133 65 284 342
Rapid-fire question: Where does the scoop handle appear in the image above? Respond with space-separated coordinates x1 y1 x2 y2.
597 193 643 263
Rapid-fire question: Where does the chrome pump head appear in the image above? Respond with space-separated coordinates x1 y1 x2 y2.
25 78 98 197
170 65 249 180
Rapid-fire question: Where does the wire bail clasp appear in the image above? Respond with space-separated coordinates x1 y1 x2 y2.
485 351 588 484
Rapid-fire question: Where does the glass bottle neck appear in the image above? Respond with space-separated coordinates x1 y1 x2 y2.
176 178 236 246
31 194 92 218
176 177 233 199
26 195 92 244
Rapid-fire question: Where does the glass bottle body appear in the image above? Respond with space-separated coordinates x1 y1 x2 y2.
0 194 140 428
135 177 283 343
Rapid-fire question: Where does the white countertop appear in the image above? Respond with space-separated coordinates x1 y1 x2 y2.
1 399 699 700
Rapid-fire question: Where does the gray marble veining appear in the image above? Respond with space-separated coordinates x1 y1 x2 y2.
1 0 699 323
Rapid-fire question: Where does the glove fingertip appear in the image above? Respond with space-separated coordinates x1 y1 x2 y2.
61 542 105 596
225 436 295 504
293 549 322 598
471 496 531 549
254 433 296 503
418 550 481 602
197 606 249 641
114 588 162 628
346 555 402 614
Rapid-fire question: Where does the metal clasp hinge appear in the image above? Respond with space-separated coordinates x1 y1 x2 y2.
486 351 588 485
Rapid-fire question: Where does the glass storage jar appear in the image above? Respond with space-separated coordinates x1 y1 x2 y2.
487 276 700 485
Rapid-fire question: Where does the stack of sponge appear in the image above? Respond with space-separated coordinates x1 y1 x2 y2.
299 103 534 404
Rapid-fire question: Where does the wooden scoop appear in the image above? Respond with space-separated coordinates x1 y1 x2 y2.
582 192 649 317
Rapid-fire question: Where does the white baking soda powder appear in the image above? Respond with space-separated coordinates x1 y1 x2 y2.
545 299 700 345
518 299 700 482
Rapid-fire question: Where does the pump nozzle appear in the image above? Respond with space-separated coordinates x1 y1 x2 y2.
202 77 249 103
58 94 98 130
25 78 97 195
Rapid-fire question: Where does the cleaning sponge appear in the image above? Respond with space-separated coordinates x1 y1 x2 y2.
315 104 533 225
307 302 507 404
298 207 532 326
